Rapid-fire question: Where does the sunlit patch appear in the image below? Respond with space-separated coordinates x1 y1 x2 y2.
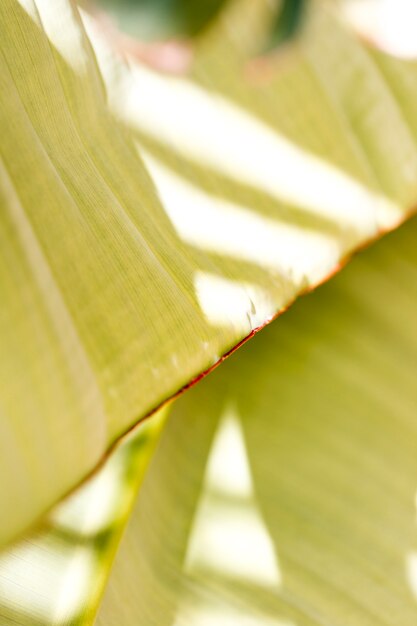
15 0 37 21
405 493 417 600
0 538 94 624
34 0 90 72
116 62 398 233
53 547 95 624
0 538 65 620
185 407 281 588
142 153 340 287
343 0 417 59
194 272 275 332
50 448 122 536
204 404 257 499
406 552 417 599
185 503 282 587
173 603 294 626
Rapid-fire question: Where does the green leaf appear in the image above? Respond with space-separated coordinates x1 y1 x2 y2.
90 0 307 49
97 214 417 626
265 0 307 51
2 0 417 548
92 0 226 40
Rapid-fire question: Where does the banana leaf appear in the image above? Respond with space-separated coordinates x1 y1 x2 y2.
97 213 417 625
3 0 417 623
3 0 417 548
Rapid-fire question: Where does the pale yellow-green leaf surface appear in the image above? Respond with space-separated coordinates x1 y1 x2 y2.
2 0 417 549
97 214 417 626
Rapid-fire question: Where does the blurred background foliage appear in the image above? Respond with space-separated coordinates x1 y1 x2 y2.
93 0 307 48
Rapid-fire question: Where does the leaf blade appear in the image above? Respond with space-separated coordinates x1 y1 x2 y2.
97 214 417 626
2 0 417 547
